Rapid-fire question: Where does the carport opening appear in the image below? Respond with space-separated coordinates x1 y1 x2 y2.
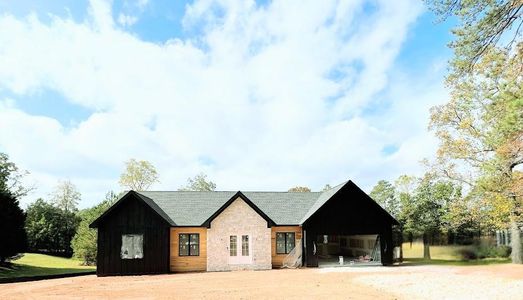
316 234 382 267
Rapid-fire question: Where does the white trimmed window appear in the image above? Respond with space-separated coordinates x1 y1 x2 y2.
121 234 143 259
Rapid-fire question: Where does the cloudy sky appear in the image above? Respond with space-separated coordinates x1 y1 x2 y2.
0 0 454 208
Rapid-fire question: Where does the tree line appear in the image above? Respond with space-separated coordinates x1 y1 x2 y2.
0 156 218 265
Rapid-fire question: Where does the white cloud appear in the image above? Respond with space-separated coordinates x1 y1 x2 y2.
0 0 448 208
118 13 138 26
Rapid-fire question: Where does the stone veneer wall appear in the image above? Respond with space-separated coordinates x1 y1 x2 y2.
206 198 272 271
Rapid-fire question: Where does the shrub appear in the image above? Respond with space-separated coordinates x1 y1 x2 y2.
456 248 477 260
456 245 511 260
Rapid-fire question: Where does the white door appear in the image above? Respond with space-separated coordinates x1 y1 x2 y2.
229 234 252 264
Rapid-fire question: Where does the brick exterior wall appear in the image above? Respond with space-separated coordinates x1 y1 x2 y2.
206 198 272 271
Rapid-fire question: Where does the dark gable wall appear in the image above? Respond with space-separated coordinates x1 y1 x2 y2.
96 195 170 276
303 184 396 266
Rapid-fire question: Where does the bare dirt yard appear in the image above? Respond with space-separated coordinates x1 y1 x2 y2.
1 264 522 299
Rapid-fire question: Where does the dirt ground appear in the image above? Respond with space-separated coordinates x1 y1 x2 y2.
1 264 522 300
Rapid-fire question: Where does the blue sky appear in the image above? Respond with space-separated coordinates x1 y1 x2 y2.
0 0 456 208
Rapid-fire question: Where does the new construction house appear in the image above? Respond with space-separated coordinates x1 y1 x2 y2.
90 180 398 276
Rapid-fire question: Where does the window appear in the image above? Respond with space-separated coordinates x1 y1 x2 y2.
179 234 199 256
368 240 375 249
230 235 237 256
121 234 143 259
276 232 295 254
242 235 249 256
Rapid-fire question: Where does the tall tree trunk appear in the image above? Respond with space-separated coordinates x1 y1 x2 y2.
423 232 431 260
510 219 522 264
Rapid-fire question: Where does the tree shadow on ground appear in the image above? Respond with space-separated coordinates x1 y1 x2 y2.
0 264 94 279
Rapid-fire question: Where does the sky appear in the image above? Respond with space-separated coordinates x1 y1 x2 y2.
0 0 456 208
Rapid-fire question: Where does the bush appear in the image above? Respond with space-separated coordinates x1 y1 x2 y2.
476 245 511 259
456 248 477 260
456 245 511 260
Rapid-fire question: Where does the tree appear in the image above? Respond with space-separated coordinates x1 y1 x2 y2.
25 198 79 256
0 152 34 198
429 45 523 263
409 178 462 259
0 191 27 264
178 173 216 191
428 0 523 264
72 191 117 265
119 159 159 191
370 180 399 217
288 186 312 192
51 180 81 213
427 0 523 73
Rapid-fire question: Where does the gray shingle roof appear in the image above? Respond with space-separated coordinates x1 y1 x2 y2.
137 190 321 226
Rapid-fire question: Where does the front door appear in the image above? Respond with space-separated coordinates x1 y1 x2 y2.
229 234 252 264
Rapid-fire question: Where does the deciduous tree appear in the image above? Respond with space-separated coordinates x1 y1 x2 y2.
51 180 81 213
428 0 523 264
72 191 117 265
0 152 34 198
288 186 311 192
119 159 160 191
178 173 216 191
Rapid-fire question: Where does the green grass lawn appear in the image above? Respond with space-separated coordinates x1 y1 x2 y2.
0 253 95 279
401 242 510 266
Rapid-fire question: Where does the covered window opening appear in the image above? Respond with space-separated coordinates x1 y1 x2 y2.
121 234 144 259
179 233 200 256
276 232 296 254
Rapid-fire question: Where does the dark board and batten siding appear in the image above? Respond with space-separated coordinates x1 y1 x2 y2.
96 195 170 276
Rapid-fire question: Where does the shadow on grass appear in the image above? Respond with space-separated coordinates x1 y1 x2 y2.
0 264 94 279
400 257 510 266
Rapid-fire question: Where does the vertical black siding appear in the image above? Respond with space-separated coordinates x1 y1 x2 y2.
302 183 396 266
96 196 170 276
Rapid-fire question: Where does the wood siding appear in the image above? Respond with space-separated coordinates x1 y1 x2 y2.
170 227 207 272
271 226 302 268
96 195 170 276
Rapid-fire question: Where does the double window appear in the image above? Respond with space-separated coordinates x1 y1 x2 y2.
276 232 295 254
230 235 249 256
179 233 200 256
121 234 143 259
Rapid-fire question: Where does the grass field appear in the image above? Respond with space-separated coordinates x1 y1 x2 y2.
0 253 95 279
402 242 510 265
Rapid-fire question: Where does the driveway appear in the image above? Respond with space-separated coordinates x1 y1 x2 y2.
1 264 522 299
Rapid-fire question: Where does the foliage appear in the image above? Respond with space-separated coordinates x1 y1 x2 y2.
71 192 117 265
428 0 523 264
178 173 216 191
370 180 399 217
0 253 94 279
0 152 33 198
51 180 81 212
426 0 523 74
288 186 312 192
25 199 79 256
119 159 160 191
429 44 523 262
0 191 27 263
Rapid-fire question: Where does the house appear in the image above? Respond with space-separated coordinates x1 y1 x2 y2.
89 180 398 276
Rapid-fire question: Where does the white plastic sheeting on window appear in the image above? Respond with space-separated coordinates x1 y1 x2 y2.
121 234 144 259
